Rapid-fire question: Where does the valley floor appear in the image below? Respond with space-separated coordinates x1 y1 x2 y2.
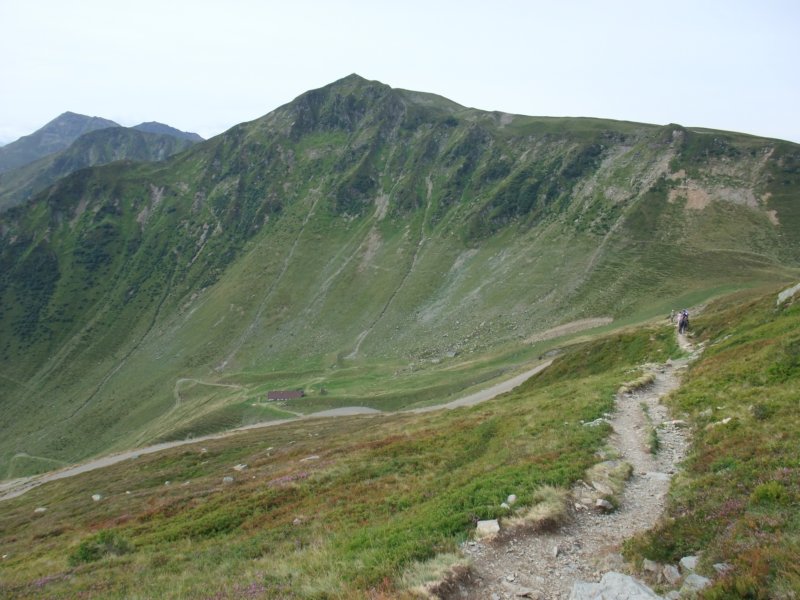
0 361 552 502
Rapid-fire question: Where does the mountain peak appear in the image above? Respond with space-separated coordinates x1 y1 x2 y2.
133 121 204 142
0 112 119 174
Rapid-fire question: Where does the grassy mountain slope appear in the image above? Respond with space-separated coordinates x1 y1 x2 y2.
0 314 680 599
0 112 119 174
1 285 797 598
0 75 798 478
0 127 199 211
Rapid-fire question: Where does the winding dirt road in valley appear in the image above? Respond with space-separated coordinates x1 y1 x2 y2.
0 361 551 502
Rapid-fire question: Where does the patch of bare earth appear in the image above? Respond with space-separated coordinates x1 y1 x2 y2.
448 340 695 599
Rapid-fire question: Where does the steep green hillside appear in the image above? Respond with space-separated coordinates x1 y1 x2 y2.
0 317 681 599
1 75 798 477
1 285 797 598
0 112 119 174
0 127 199 210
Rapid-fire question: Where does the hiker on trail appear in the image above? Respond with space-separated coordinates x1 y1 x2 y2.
678 309 689 334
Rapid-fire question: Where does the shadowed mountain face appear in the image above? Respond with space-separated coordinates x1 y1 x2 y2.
132 122 204 143
0 127 200 211
1 74 798 477
0 112 119 174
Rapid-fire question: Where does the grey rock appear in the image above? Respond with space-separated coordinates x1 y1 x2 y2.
91 493 102 501
663 564 682 585
681 573 712 594
222 476 234 484
592 480 614 495
713 562 733 575
569 572 663 599
679 555 698 572
595 498 614 511
665 592 681 600
643 558 660 573
476 519 500 538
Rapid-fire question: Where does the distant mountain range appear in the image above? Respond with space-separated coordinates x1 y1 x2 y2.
0 112 119 174
132 121 204 143
0 112 203 210
0 74 798 478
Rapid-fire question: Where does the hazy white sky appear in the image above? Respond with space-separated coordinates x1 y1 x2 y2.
2 0 799 143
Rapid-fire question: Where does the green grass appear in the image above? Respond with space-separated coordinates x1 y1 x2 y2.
624 286 800 597
0 324 679 598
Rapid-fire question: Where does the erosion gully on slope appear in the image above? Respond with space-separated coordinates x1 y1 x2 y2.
452 331 698 600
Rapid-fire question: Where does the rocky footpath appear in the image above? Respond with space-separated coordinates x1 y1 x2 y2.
446 345 704 599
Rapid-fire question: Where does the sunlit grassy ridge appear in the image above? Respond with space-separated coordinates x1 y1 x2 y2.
0 325 679 599
624 286 800 597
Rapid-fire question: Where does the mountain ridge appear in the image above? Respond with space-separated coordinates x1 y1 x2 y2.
0 112 119 174
0 126 200 211
0 75 798 478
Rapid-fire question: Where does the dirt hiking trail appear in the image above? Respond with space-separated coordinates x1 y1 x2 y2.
452 330 700 599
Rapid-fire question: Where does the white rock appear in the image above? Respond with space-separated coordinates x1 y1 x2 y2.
569 572 663 600
501 502 511 510
91 494 102 501
233 463 248 471
222 476 234 484
476 519 500 538
777 282 800 305
34 507 47 513
300 455 320 462
679 555 699 572
507 494 517 505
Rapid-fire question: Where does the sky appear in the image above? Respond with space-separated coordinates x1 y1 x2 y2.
2 0 799 144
